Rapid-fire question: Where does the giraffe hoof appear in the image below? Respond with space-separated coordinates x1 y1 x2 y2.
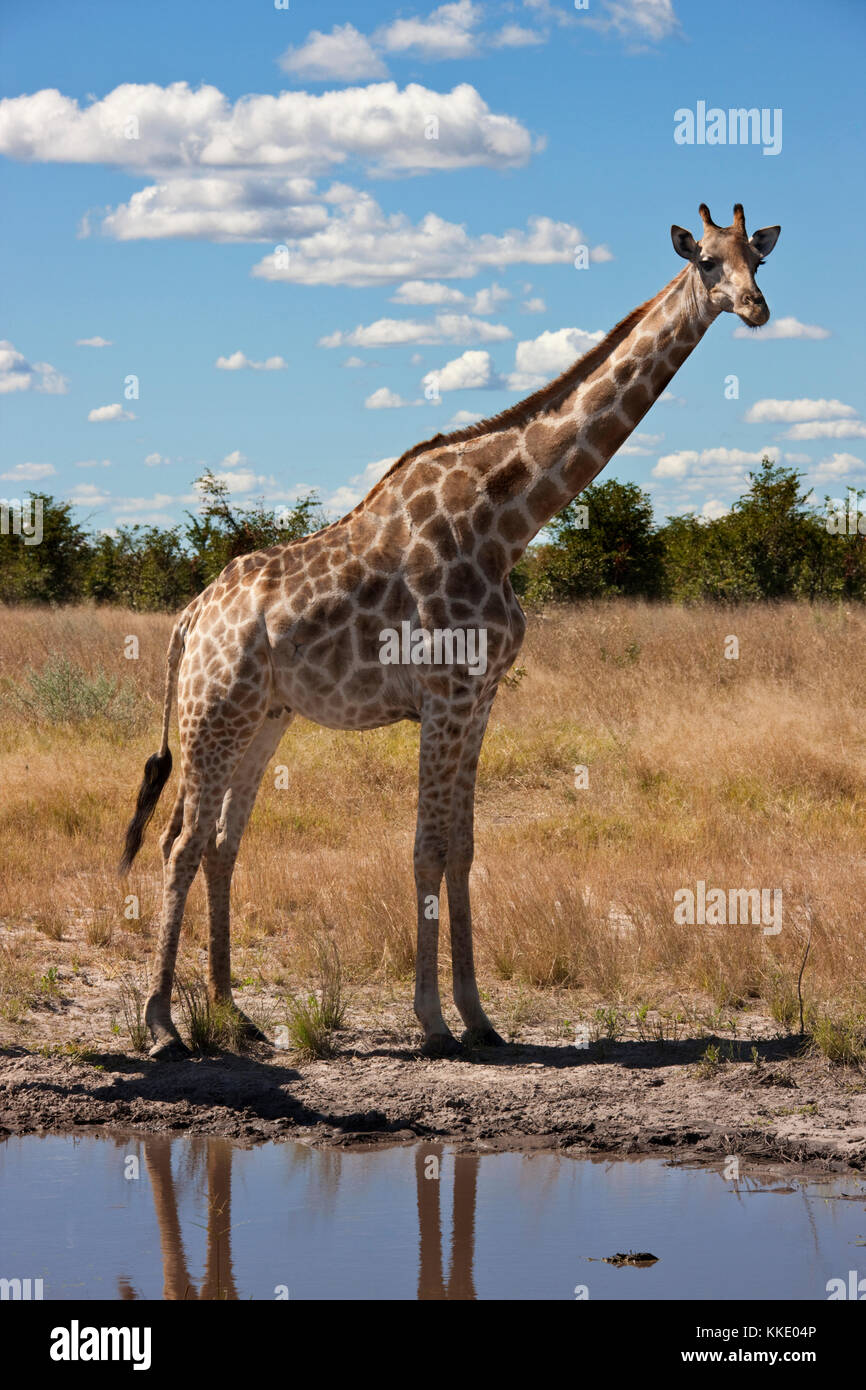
421 1032 462 1059
462 1027 506 1049
148 1037 190 1062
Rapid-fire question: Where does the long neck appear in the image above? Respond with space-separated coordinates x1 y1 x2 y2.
475 266 719 564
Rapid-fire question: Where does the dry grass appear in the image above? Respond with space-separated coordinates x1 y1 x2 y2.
1 600 865 1060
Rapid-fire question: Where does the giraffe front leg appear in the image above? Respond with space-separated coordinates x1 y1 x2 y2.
414 716 461 1057
446 703 504 1048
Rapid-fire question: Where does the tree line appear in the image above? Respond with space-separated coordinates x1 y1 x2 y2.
1 460 863 609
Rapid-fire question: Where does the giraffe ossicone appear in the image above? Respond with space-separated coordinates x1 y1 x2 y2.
121 203 780 1059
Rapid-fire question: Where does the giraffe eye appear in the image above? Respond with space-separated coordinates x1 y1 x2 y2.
700 258 717 271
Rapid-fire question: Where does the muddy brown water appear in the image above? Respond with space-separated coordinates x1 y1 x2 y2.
1 1132 864 1300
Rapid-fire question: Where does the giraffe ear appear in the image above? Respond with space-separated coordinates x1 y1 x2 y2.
749 225 780 258
671 225 697 260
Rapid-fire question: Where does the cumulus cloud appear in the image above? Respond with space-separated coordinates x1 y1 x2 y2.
652 446 780 480
744 397 856 424
522 296 546 313
326 455 397 512
75 458 112 468
447 409 484 427
378 2 482 60
423 349 497 392
320 312 511 349
88 403 135 422
784 419 866 441
254 198 592 287
75 336 112 347
0 81 534 181
279 24 388 82
808 452 865 481
144 452 170 466
591 0 682 43
0 340 68 394
392 280 467 306
617 432 663 456
492 23 545 47
215 351 287 370
0 462 56 481
732 316 830 341
506 326 603 391
364 387 415 409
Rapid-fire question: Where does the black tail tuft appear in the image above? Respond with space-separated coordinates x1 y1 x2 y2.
119 749 173 876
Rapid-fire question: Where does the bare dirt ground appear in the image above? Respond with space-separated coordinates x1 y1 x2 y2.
2 1015 864 1175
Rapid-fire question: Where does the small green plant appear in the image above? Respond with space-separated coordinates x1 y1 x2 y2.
808 1011 866 1067
591 1005 626 1043
695 1042 724 1078
501 664 527 689
7 657 145 731
283 936 345 1059
175 975 246 1054
117 976 149 1052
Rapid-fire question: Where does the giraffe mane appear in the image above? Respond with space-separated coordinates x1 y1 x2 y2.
363 271 685 498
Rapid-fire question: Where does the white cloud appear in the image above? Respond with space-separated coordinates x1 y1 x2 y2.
424 349 495 392
279 24 389 82
522 296 546 313
144 452 170 467
392 280 467 306
785 420 866 441
0 340 68 394
470 283 510 315
659 390 686 405
219 450 249 468
0 462 56 481
320 312 511 349
732 315 830 341
365 387 414 409
617 432 663 456
342 356 368 368
809 452 865 482
447 409 484 427
88 403 135 422
745 397 856 424
67 482 112 507
75 458 112 468
492 23 545 47
253 197 597 287
76 336 112 347
0 81 534 186
326 455 397 512
506 325 603 391
699 498 729 521
379 2 482 60
215 351 287 370
592 0 682 43
652 446 779 479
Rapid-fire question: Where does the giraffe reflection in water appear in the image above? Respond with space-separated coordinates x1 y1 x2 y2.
415 1143 479 1301
119 1137 480 1300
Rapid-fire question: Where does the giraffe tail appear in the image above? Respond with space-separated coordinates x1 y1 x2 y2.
119 615 186 875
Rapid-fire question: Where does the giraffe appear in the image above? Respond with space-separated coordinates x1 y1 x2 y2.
121 202 780 1059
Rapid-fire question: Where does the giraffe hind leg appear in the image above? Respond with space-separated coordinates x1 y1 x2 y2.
202 712 293 1043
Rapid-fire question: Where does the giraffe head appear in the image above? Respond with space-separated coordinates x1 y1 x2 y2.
670 202 780 327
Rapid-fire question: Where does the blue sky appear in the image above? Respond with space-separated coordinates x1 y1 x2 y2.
2 0 864 533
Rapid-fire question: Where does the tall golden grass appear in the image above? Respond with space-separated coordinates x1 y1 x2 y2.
1 601 864 1049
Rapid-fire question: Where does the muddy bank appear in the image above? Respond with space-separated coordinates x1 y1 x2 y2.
1 1028 863 1176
